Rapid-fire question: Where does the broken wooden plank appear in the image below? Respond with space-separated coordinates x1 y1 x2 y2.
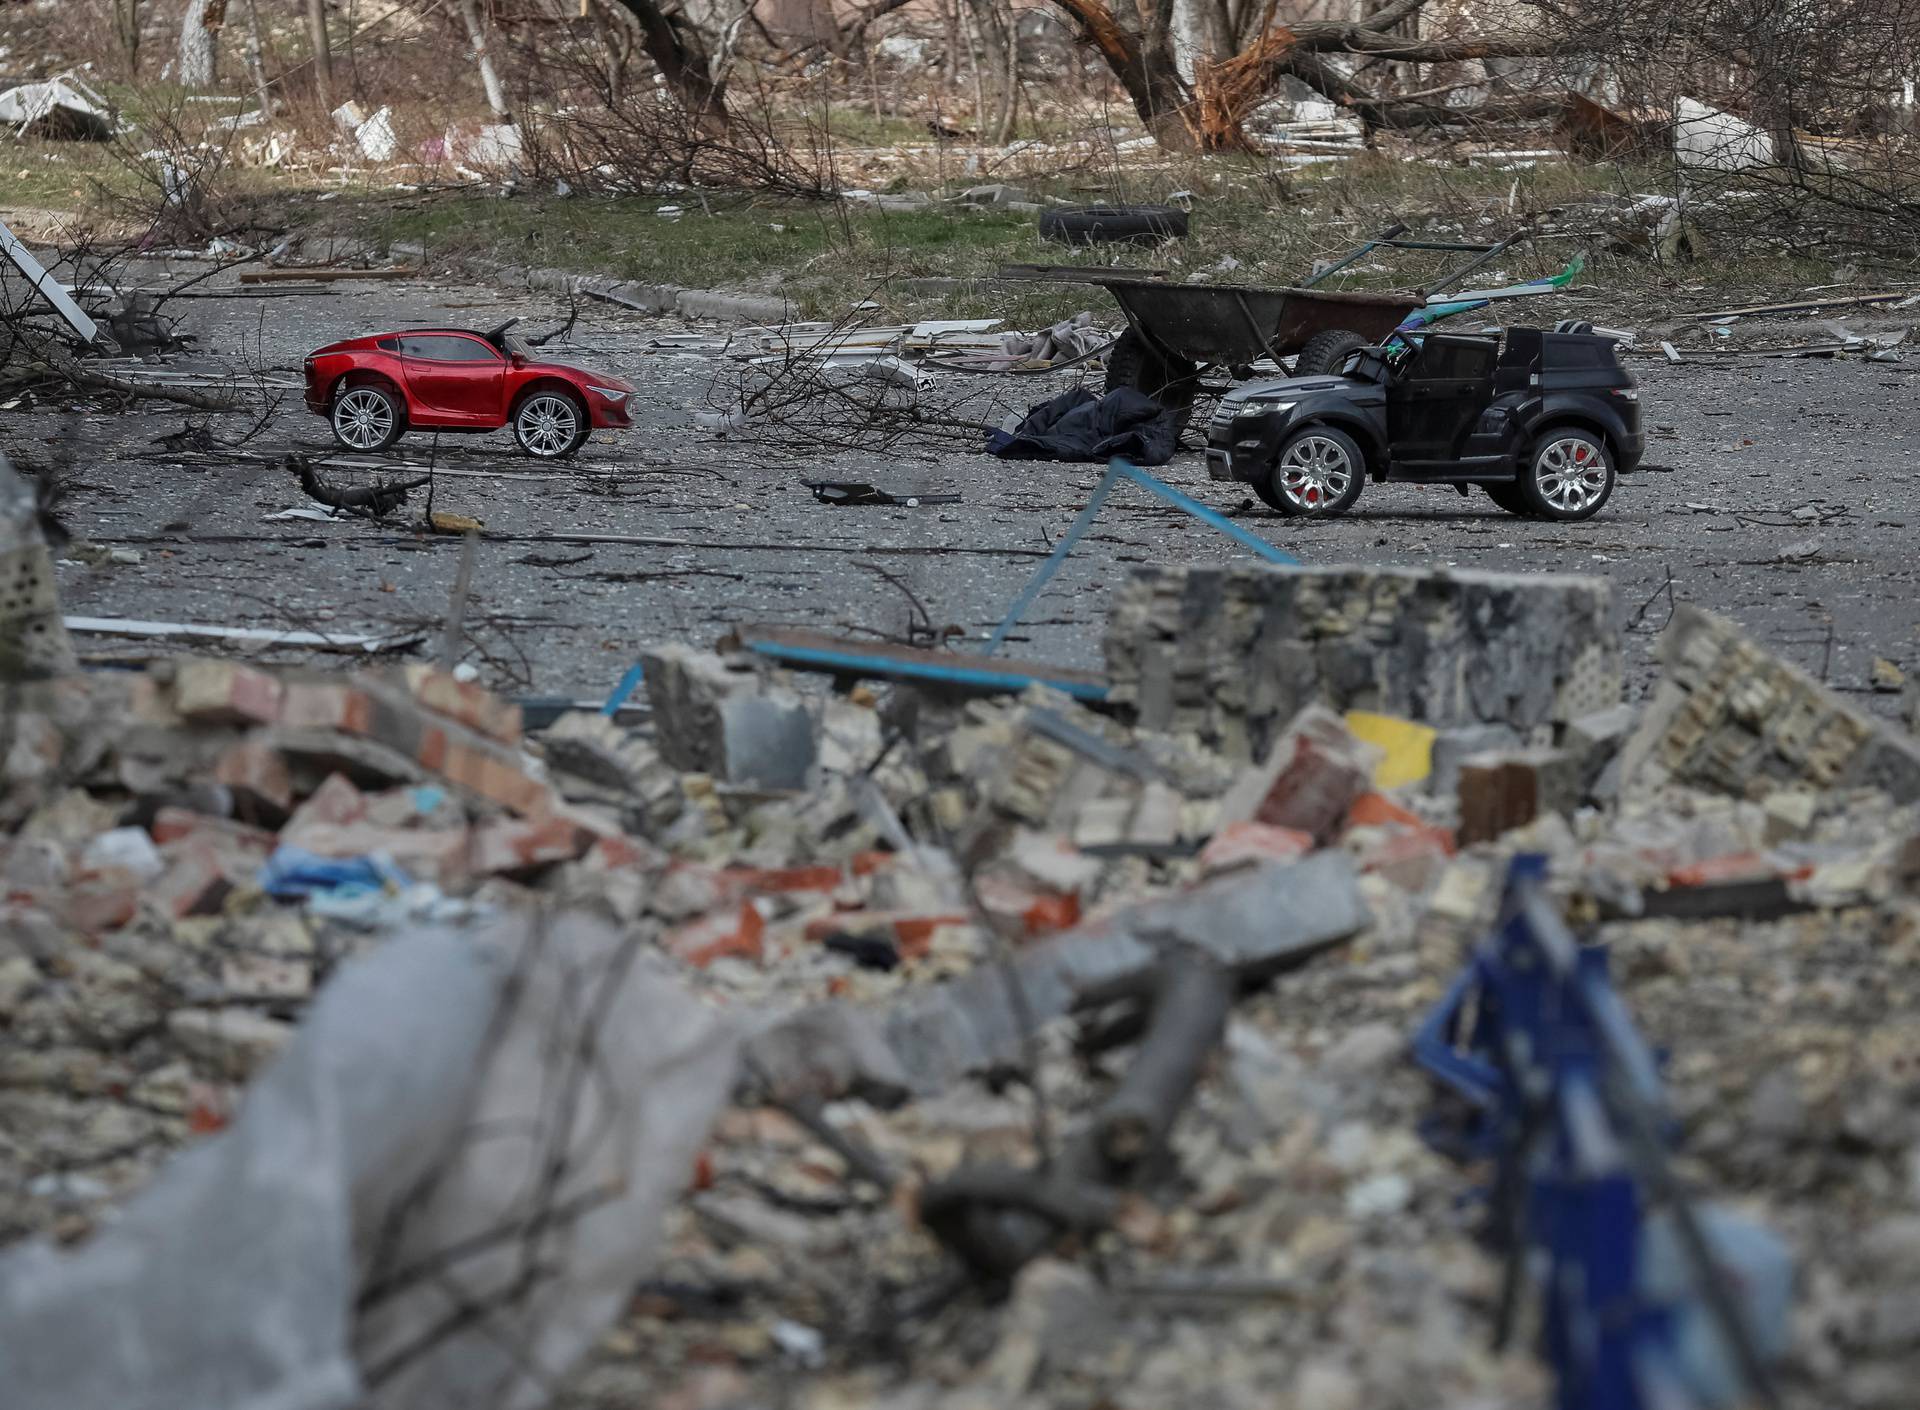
1687 291 1914 321
237 267 419 284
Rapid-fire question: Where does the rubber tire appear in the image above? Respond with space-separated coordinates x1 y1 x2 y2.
329 379 405 453
1294 329 1369 377
1268 424 1366 519
1484 481 1534 516
1519 427 1615 522
1039 204 1190 246
1105 326 1198 434
511 389 591 460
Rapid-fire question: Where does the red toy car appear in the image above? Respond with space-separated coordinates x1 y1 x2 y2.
303 319 634 460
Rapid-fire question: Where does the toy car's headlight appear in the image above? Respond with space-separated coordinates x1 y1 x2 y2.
587 385 629 403
1235 399 1295 417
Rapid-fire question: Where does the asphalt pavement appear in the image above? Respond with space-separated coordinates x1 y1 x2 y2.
11 265 1917 716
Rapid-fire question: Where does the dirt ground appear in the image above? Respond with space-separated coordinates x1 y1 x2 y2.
10 262 1918 715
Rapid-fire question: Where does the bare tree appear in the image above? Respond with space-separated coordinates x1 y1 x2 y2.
456 0 515 123
177 0 226 85
961 0 1018 143
596 0 732 126
307 0 335 108
1036 0 1566 150
113 0 142 74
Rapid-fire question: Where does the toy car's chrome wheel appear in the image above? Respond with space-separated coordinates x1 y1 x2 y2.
513 393 587 459
1273 430 1362 516
331 385 401 452
1522 429 1615 522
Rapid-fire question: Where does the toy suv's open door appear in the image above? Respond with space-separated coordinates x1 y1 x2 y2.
1387 334 1498 467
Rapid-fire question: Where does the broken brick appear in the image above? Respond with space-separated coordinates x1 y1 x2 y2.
667 902 766 967
398 663 523 743
148 839 244 919
63 870 142 934
1198 820 1315 875
280 773 369 841
278 681 367 733
1346 792 1427 833
1220 707 1380 846
1457 748 1578 845
724 863 847 896
150 807 279 854
213 740 294 822
170 659 284 726
468 812 595 876
804 909 969 960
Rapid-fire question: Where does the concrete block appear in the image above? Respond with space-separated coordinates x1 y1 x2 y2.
674 289 791 324
718 695 814 790
644 645 813 789
1105 565 1622 762
1564 702 1637 798
1627 605 1920 803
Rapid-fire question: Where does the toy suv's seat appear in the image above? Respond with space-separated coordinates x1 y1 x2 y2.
1491 327 1543 396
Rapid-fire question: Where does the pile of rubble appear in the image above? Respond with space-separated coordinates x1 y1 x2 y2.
5 536 1920 1406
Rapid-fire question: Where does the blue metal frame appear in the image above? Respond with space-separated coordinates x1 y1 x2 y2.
983 457 1299 656
1413 856 1779 1410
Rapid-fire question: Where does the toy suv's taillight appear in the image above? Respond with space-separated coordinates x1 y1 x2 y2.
1610 387 1639 401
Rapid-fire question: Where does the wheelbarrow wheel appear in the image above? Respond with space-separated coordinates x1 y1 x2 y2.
1105 327 1198 431
1293 329 1369 377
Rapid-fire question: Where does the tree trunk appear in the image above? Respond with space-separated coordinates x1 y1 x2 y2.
602 0 732 128
177 0 224 86
306 0 333 109
1047 0 1199 150
241 0 273 113
456 0 514 122
962 0 1018 143
113 0 141 75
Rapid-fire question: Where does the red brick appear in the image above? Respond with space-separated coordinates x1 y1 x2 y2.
1199 820 1315 875
172 659 283 726
281 773 368 842
437 737 551 816
279 682 366 732
850 851 894 877
974 872 1080 940
1229 712 1377 845
667 903 766 967
65 870 142 934
1020 890 1081 936
1667 852 1811 888
149 839 244 918
587 833 656 870
468 813 594 876
213 740 294 820
1347 792 1427 833
804 909 969 960
399 664 523 743
724 863 847 896
1456 748 1578 845
150 807 279 854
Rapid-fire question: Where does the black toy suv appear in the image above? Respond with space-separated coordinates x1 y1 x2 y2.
1204 323 1643 521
